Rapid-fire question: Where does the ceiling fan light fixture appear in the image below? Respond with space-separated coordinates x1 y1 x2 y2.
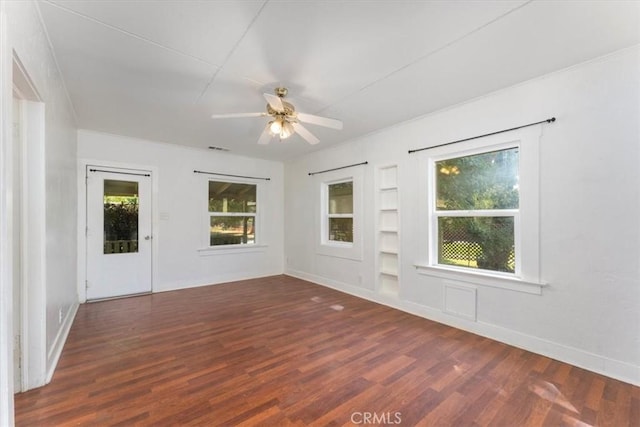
269 119 282 135
280 120 294 139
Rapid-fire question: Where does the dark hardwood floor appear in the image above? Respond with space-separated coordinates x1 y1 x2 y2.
14 275 639 426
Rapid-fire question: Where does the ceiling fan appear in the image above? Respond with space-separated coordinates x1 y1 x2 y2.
211 87 343 145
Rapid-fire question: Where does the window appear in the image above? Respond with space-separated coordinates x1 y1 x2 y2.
431 145 520 275
326 180 353 243
103 180 139 254
208 181 256 246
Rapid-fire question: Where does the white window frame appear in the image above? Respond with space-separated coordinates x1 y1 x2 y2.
415 126 545 294
323 178 354 247
315 168 363 261
204 178 261 251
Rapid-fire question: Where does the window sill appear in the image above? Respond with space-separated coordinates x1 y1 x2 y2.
198 244 267 256
323 241 354 249
414 263 547 295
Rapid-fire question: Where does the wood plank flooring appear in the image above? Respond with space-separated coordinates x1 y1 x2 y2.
14 275 639 426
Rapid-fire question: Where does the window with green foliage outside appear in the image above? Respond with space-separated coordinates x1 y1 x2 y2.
208 181 257 246
434 147 519 273
103 180 139 254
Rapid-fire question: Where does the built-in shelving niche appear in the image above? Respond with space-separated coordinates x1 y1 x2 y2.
377 165 399 297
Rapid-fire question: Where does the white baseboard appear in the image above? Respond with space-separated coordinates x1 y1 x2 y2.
285 269 640 386
46 302 79 384
156 270 285 294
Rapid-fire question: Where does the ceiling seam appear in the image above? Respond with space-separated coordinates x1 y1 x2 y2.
317 0 535 115
195 0 270 104
35 1 79 125
41 0 220 69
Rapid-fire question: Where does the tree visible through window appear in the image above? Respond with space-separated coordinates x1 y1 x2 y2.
208 181 256 246
434 147 519 273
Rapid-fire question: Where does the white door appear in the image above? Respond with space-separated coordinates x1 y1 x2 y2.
86 167 152 300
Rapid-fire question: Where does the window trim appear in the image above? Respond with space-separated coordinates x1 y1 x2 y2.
417 126 543 292
204 178 261 250
315 168 364 261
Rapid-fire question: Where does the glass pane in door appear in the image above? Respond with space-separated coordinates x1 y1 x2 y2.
103 180 139 254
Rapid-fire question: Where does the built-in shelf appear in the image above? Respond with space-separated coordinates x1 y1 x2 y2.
380 166 398 189
379 249 398 255
380 191 398 210
377 165 400 298
380 275 399 296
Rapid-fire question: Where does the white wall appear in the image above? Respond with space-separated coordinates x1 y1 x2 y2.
1 0 78 419
285 46 640 385
77 130 285 297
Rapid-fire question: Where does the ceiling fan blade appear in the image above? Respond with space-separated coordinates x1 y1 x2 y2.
292 122 320 145
263 93 284 112
296 112 343 130
211 112 266 119
257 124 272 145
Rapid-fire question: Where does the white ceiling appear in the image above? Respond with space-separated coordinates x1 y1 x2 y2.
38 0 640 161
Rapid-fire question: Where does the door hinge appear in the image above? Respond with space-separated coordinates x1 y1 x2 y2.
85 280 89 289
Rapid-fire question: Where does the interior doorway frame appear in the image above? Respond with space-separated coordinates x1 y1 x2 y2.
77 159 159 303
12 53 47 392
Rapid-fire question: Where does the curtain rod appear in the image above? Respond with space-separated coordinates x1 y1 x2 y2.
408 117 556 154
308 161 368 176
89 168 150 177
193 170 270 181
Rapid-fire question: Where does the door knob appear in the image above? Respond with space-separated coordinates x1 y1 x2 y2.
144 235 151 240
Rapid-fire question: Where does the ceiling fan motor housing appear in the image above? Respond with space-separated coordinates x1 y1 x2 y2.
267 101 296 118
